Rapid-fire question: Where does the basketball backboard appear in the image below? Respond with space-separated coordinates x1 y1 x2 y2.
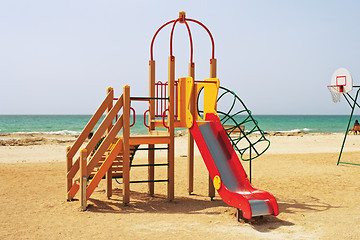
331 68 353 93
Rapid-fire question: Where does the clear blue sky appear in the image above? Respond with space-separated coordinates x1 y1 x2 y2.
1 0 360 115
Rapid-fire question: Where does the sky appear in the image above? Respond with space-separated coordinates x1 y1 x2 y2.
1 0 360 115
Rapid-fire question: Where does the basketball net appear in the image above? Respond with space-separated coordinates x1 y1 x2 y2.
327 85 342 103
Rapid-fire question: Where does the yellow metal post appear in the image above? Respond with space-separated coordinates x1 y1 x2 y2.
168 56 175 201
123 85 131 204
80 148 87 211
188 62 195 194
148 60 155 196
106 87 114 199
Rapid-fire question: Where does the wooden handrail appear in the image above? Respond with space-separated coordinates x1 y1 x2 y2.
86 138 123 199
86 115 124 175
67 94 124 180
67 89 114 159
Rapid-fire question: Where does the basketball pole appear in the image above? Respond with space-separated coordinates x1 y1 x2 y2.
337 87 360 166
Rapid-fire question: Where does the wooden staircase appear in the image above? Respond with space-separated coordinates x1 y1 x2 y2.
67 138 140 201
89 139 139 180
66 87 128 203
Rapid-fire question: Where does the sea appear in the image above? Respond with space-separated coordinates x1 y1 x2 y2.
0 115 358 135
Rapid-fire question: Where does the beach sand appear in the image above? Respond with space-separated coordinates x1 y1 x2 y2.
1 132 360 239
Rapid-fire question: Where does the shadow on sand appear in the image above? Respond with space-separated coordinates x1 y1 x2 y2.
86 188 227 216
278 197 338 215
73 189 340 232
247 197 341 233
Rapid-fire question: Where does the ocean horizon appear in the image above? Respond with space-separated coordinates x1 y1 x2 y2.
0 114 358 135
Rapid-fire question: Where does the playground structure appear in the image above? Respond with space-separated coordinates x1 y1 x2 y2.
66 12 279 219
328 68 360 166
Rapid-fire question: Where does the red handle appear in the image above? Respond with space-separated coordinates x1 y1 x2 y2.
162 109 169 129
130 107 136 127
143 109 150 129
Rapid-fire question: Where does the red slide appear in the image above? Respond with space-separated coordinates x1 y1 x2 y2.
190 113 279 219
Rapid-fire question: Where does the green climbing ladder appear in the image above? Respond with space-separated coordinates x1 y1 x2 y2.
197 85 270 182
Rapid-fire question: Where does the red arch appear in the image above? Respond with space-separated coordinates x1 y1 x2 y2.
186 18 215 60
150 16 215 62
150 20 175 61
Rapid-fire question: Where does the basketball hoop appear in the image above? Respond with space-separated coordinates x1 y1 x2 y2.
328 68 353 103
327 85 342 103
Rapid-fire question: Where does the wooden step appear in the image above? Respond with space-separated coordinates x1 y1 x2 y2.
88 172 123 179
129 135 170 145
89 143 139 179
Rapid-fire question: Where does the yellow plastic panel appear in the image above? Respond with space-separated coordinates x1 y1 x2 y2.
185 77 194 128
203 78 219 119
177 77 194 128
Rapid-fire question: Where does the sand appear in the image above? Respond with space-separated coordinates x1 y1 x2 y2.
1 132 360 239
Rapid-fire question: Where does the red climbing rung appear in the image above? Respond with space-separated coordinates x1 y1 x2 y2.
155 81 178 118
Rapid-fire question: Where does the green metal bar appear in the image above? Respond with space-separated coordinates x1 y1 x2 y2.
338 161 360 166
337 88 360 165
343 94 353 108
130 97 169 100
196 85 270 162
249 147 252 184
219 90 237 122
131 163 169 167
130 179 169 184
132 147 169 151
129 144 140 164
346 93 360 109
217 109 268 160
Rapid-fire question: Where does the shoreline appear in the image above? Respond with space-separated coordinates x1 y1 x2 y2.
0 131 344 147
1 132 359 164
0 130 345 140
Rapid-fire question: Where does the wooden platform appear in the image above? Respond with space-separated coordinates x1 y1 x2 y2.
87 133 171 179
